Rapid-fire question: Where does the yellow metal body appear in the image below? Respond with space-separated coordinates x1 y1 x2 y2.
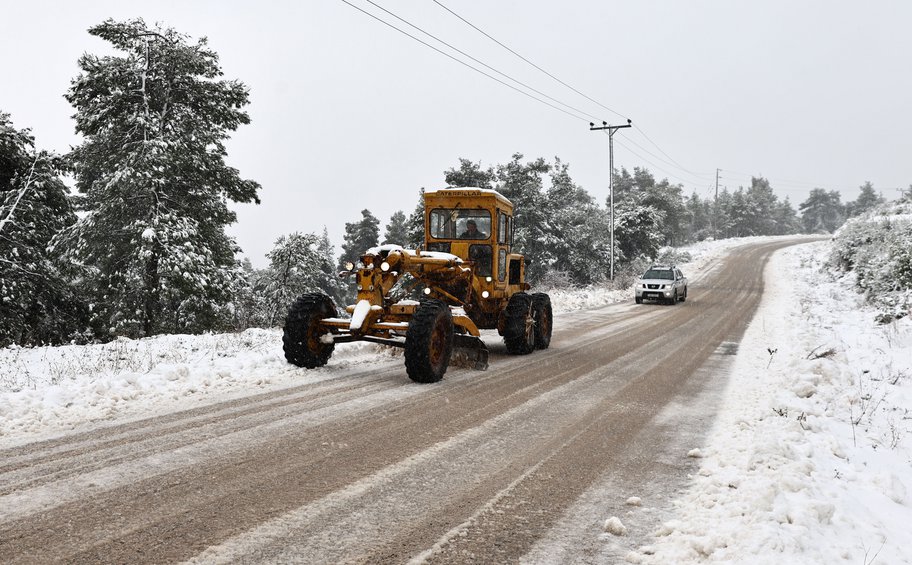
328 187 530 345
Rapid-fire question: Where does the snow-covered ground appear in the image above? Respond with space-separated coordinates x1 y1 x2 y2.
638 241 912 564
2 236 909 563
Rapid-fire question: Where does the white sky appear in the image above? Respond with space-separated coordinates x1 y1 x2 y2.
2 1 911 265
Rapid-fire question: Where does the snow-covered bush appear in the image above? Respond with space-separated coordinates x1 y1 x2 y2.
829 201 912 320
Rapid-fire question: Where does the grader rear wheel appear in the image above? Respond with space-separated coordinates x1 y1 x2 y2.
283 293 336 368
405 299 454 383
504 292 536 355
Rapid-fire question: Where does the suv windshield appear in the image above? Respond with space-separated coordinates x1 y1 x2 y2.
429 209 491 240
643 269 674 280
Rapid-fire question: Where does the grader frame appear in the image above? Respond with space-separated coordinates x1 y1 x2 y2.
282 187 552 383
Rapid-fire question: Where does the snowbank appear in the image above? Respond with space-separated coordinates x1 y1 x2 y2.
0 330 384 446
640 241 912 564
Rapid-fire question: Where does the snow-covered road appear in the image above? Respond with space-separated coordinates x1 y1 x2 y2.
1 236 909 564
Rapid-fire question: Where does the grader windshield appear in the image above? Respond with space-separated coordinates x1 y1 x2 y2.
428 209 492 240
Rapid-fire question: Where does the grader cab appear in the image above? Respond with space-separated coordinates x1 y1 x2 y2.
282 187 553 383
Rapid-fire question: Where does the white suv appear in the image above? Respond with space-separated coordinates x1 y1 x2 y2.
635 265 688 305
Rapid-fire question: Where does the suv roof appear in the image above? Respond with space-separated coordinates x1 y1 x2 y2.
648 264 675 270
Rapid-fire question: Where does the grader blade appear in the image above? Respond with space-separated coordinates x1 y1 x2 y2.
452 334 489 371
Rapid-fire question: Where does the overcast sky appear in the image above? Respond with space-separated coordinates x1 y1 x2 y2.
2 0 910 265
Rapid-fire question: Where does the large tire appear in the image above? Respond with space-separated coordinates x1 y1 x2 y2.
531 292 553 350
503 292 536 355
283 293 336 368
405 299 454 383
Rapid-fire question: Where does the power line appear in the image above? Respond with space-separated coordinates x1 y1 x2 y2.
339 0 591 122
612 137 704 189
361 0 602 122
432 0 628 122
631 125 713 178
433 0 717 187
620 134 715 185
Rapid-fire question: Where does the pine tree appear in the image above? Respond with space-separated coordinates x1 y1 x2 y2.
495 154 551 282
0 112 88 346
262 232 323 326
231 258 269 330
615 193 665 263
59 19 261 337
745 177 779 235
773 197 801 235
543 159 609 285
339 209 380 268
800 189 845 233
316 227 345 306
405 188 425 249
684 192 711 241
847 182 884 217
444 158 495 188
383 210 409 245
613 167 685 245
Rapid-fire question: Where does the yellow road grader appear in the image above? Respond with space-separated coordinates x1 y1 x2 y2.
282 187 553 383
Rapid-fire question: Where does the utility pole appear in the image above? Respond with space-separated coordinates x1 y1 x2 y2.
715 168 721 200
590 119 632 281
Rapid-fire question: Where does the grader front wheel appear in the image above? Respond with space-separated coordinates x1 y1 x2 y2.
405 299 454 383
283 293 337 368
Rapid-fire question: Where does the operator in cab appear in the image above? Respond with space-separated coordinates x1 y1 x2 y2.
459 219 487 239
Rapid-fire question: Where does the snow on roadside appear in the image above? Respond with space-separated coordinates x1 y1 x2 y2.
0 331 385 447
637 241 912 564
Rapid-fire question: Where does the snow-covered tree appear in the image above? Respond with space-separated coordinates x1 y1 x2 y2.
405 188 425 249
339 209 380 268
444 158 495 189
261 232 323 326
315 227 346 306
495 154 551 282
800 189 845 233
614 167 686 245
615 194 665 263
0 113 88 346
383 210 408 245
58 19 261 337
773 197 801 235
684 192 712 241
542 159 609 285
846 181 885 217
231 259 270 330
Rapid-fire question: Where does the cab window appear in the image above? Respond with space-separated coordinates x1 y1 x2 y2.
429 209 492 240
497 212 511 244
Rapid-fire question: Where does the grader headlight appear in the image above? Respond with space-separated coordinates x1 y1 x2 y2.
481 290 490 298
380 261 391 272
345 261 355 271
